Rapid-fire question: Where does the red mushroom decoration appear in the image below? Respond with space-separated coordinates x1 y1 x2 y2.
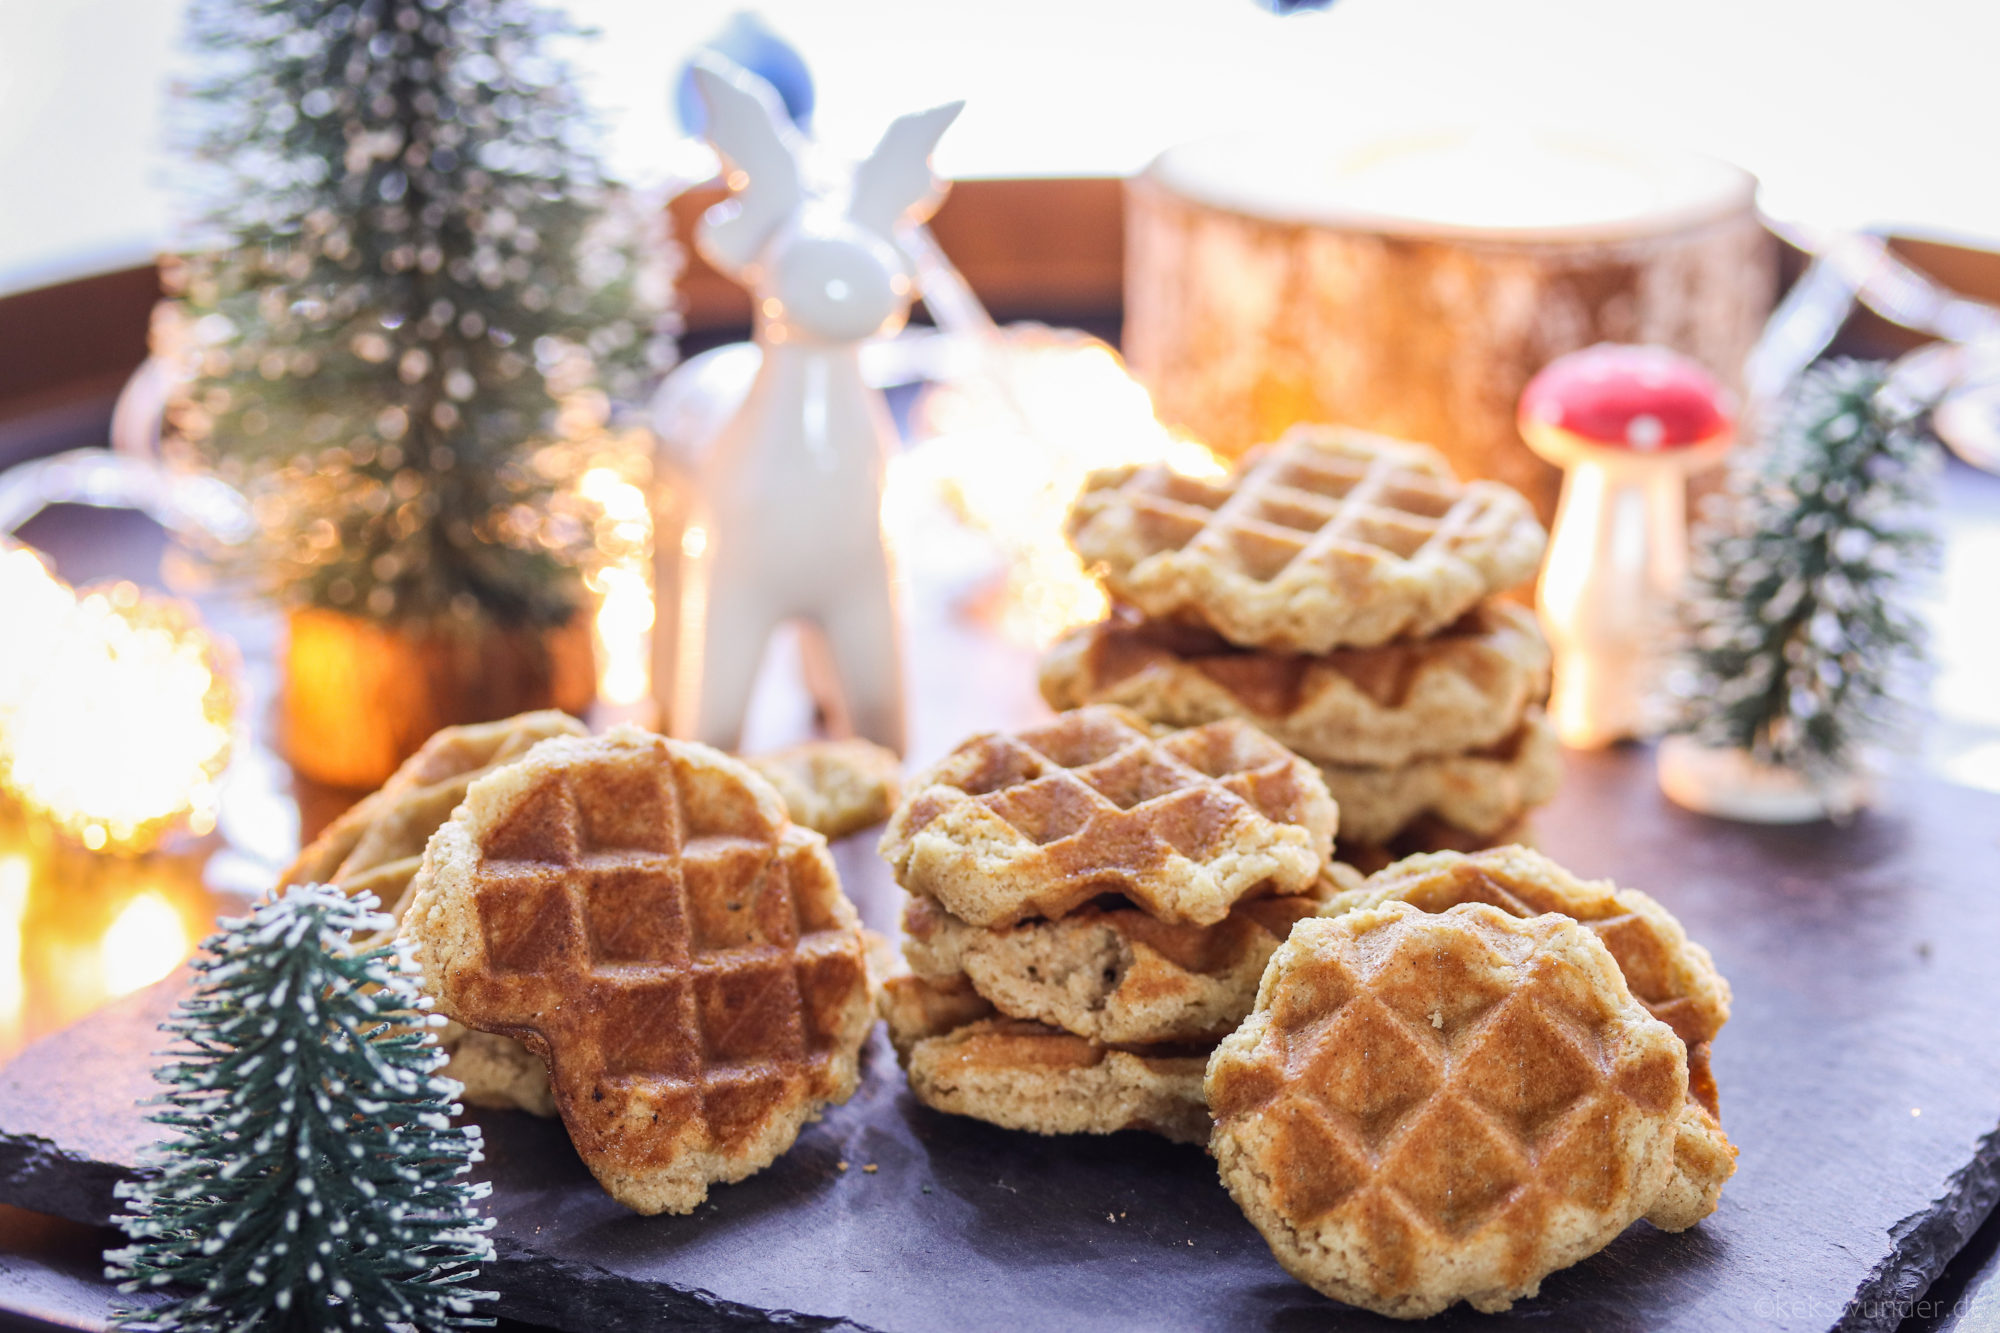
1518 344 1736 748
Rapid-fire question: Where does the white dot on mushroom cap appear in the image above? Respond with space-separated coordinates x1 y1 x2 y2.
1534 400 1564 425
1628 414 1665 448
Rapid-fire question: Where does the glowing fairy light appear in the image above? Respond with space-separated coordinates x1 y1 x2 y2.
577 463 655 708
0 855 27 1044
590 564 655 706
896 332 1224 645
0 545 234 854
98 891 191 997
0 546 79 707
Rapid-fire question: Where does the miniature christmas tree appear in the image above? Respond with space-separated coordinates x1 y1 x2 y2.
1671 359 1939 779
105 884 495 1331
164 0 674 626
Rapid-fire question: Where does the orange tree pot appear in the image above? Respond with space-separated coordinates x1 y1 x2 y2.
282 607 596 792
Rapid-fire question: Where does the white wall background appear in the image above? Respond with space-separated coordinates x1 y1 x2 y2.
2 0 1997 294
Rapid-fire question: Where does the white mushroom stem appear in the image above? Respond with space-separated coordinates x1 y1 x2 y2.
1536 451 1693 748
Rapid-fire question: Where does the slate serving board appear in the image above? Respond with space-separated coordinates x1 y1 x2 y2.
0 748 1996 1333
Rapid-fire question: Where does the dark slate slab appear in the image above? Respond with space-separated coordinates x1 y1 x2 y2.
1 749 1997 1332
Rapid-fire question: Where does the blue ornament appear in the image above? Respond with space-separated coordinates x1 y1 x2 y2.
674 12 815 135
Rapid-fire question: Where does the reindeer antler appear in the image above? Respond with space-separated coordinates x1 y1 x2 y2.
850 101 964 238
690 55 805 279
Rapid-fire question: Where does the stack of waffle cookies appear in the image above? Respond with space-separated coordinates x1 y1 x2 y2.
1050 424 1558 870
873 704 1739 1317
876 704 1349 1143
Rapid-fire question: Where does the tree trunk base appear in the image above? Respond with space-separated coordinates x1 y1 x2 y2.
1656 734 1868 824
283 608 596 791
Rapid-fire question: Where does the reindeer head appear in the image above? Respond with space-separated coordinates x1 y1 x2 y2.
689 56 961 344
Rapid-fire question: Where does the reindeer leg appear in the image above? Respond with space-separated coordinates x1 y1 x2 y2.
666 540 777 752
795 622 846 735
815 557 907 756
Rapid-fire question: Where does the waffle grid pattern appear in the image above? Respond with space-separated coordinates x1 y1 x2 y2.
1068 428 1546 651
1240 913 1656 1237
286 711 587 907
455 763 862 1145
967 712 1302 852
1208 904 1687 1317
883 707 1334 927
1119 436 1472 585
1329 848 1731 1106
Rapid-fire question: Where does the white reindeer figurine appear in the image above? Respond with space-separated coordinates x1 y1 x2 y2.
654 58 960 755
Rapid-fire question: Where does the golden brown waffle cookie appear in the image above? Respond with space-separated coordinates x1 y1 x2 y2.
280 711 588 1115
1334 814 1534 878
283 710 589 929
900 884 1333 1045
1315 706 1562 845
746 739 903 840
882 976 1211 1144
879 972 998 1058
286 713 892 1117
1039 601 1550 768
1319 860 1370 896
436 1029 557 1117
1323 845 1739 1226
1206 900 1689 1319
287 712 885 926
1650 1099 1737 1231
1066 426 1546 653
879 706 1336 929
402 727 875 1216
1326 847 1732 1087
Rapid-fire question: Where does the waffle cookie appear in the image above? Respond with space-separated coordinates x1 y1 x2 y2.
746 738 902 840
284 710 589 933
1651 1100 1739 1233
280 711 588 1116
401 727 874 1215
1207 900 1691 1319
880 971 999 1058
286 713 891 1117
1324 847 1732 1096
1333 814 1535 878
1325 846 1738 1227
899 884 1335 1045
1066 426 1545 654
1314 707 1562 846
289 713 889 931
879 706 1336 929
882 975 1211 1144
1039 601 1550 769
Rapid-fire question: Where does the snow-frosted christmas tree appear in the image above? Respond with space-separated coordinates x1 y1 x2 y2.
165 0 674 627
1671 359 1940 781
105 885 494 1331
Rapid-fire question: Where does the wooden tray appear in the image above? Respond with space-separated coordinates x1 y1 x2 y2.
0 748 1995 1332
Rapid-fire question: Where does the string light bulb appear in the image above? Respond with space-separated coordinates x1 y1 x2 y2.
0 544 235 855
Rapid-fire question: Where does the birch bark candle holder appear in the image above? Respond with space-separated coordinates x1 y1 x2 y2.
1124 124 1776 524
